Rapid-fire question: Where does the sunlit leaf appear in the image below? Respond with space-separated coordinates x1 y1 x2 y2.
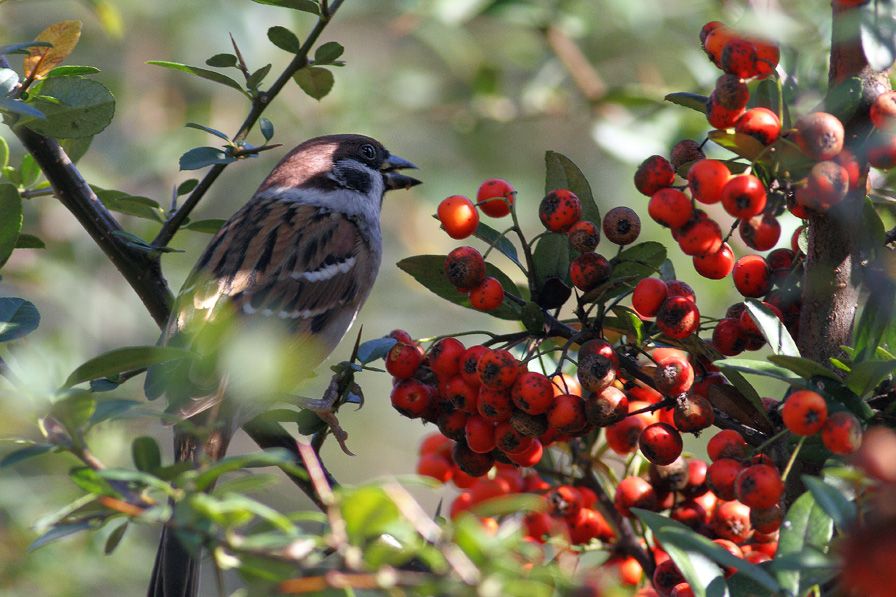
63 346 194 388
0 297 40 342
665 91 709 114
293 66 334 100
801 475 856 530
147 60 249 97
743 299 799 357
18 77 114 138
23 20 83 81
544 150 600 224
773 489 833 596
268 26 301 54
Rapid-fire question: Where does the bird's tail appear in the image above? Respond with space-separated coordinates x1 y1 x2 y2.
147 523 199 597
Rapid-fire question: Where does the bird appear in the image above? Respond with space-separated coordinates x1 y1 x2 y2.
145 133 421 597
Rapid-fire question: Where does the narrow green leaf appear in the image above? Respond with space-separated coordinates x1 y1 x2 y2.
632 508 727 597
267 26 301 53
63 346 194 388
246 64 272 90
183 218 226 234
176 178 199 196
544 150 600 224
853 277 895 361
29 520 93 551
0 136 9 169
185 122 230 141
801 475 856 530
259 117 274 141
707 130 766 160
205 53 238 68
767 355 839 381
744 299 800 357
469 493 544 517
179 146 235 170
250 0 320 14
194 449 302 491
147 60 249 97
715 358 800 381
0 443 53 468
356 337 398 364
314 41 344 64
844 359 896 397
92 187 165 222
472 220 520 267
665 91 709 114
774 490 833 595
17 78 114 138
293 66 334 101
104 522 128 554
0 97 46 119
396 254 522 320
132 436 162 472
15 233 45 249
46 65 101 78
0 184 23 267
0 297 40 342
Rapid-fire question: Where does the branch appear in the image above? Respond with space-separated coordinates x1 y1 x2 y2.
151 0 347 248
12 126 174 327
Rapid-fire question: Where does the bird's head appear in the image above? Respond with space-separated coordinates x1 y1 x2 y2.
259 134 421 196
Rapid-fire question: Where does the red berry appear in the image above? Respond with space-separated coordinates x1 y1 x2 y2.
795 112 844 161
606 413 650 455
494 421 533 455
452 442 495 477
738 213 781 251
603 206 641 245
708 458 745 501
390 379 432 418
732 254 772 298
584 385 629 427
511 371 555 415
821 410 862 454
444 246 486 291
634 155 675 196
419 432 453 457
656 295 700 339
632 278 668 318
707 94 746 129
673 394 715 432
803 160 850 211
539 189 582 232
653 558 685 596
385 341 424 379
469 276 504 311
548 484 583 518
708 430 749 461
465 416 497 454
437 195 479 239
614 476 658 517
870 90 896 130
569 252 612 292
688 159 731 204
712 500 753 543
443 375 479 414
735 107 781 145
671 139 706 171
693 243 735 279
721 174 767 219
721 38 760 78
714 74 749 111
505 437 543 467
649 188 693 229
429 337 465 379
736 464 784 509
782 390 828 435
654 351 695 395
677 217 723 257
752 38 780 78
477 386 514 423
548 393 587 435
713 317 747 356
702 25 736 66
459 345 488 387
568 220 600 252
477 349 519 390
869 133 896 169
639 422 684 465
476 178 515 217
417 453 453 483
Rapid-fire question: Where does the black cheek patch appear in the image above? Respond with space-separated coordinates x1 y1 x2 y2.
340 168 373 194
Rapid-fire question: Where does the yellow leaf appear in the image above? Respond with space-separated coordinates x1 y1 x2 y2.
23 20 83 81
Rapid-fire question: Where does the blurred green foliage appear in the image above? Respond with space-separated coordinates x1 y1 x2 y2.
0 0 838 594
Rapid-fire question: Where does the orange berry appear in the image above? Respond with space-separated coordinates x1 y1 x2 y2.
476 178 515 217
469 276 504 311
437 195 479 239
781 390 828 436
821 410 862 454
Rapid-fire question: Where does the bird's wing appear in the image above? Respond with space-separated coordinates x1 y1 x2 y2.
145 197 374 416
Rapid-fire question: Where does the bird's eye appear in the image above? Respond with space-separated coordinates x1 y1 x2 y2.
360 144 377 161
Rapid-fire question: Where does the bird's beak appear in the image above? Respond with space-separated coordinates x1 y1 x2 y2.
382 153 422 190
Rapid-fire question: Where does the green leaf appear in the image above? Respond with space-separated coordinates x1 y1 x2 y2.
0 443 54 468
19 154 41 187
205 53 238 68
185 122 230 141
194 449 303 491
29 520 93 551
748 78 784 124
774 489 834 596
844 359 896 397
50 391 96 432
824 77 863 123
0 297 40 342
177 178 199 196
132 436 162 472
707 130 766 161
314 41 344 64
801 475 856 530
356 337 397 364
246 64 272 90
60 135 93 163
473 220 520 267
612 241 667 280
16 234 47 249
396 254 522 320
853 277 895 361
259 117 274 142
664 91 709 114
92 186 165 222
632 508 727 597
0 136 8 169
147 60 249 97
183 218 226 234
293 66 334 101
767 355 840 381
63 346 194 388
18 78 114 138
544 150 600 224
0 184 23 267
715 358 800 382
251 0 320 13
743 299 799 357
340 485 401 543
533 232 570 291
89 398 142 425
0 97 46 120
469 493 544 518
179 146 235 170
46 65 101 78
521 301 546 334
104 522 128 554
267 26 301 53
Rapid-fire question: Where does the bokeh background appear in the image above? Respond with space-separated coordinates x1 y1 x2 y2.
0 1 833 594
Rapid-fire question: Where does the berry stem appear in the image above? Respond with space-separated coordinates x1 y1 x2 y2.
751 427 790 456
781 435 806 483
